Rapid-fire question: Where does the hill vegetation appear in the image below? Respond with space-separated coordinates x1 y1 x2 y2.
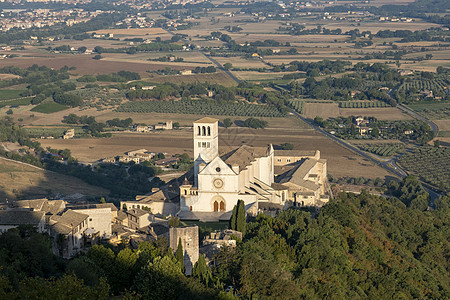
0 177 448 298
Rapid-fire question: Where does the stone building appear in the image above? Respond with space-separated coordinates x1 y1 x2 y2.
177 118 329 220
169 225 199 275
0 211 46 234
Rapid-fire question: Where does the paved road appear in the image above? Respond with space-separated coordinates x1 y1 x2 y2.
289 110 443 201
398 104 439 136
162 28 240 84
198 50 241 84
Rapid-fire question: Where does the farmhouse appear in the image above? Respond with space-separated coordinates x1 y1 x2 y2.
154 121 173 130
63 128 75 139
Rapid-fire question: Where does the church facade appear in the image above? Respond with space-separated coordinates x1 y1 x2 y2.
178 117 329 218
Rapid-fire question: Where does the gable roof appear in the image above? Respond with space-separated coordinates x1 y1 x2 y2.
221 145 269 172
194 117 219 124
274 150 318 157
277 158 320 191
51 209 88 228
13 199 47 211
0 211 45 226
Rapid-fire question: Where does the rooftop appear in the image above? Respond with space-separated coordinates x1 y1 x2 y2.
194 117 219 124
274 150 318 157
51 209 88 228
126 208 150 218
222 145 269 172
0 211 45 225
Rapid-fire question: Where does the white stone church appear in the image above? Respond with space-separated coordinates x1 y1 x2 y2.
177 117 329 220
122 117 329 221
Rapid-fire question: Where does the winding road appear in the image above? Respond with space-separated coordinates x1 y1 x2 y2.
290 109 442 201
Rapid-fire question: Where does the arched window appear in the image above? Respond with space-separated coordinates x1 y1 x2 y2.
202 126 206 136
207 126 211 136
219 201 225 212
184 190 187 195
190 206 192 211
197 126 201 136
213 201 219 212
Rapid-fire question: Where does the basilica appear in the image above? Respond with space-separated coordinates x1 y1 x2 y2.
177 117 329 220
121 117 329 221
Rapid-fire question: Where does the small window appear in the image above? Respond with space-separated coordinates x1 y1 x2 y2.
202 142 206 147
89 218 92 222
207 142 210 148
277 159 281 162
216 167 221 172
287 159 291 162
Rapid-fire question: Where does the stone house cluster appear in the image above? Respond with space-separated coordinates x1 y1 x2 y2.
0 198 116 258
102 148 157 164
134 121 173 133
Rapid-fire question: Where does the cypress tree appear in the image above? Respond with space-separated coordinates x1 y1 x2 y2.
236 199 246 235
175 238 184 272
230 204 237 230
193 255 212 286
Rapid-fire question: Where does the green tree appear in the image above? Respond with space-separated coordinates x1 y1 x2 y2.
223 63 233 70
193 255 212 286
230 204 237 230
281 143 294 150
223 118 233 128
133 256 183 299
236 199 246 235
175 238 185 272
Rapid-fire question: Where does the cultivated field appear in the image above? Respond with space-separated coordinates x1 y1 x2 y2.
434 120 450 131
303 102 413 120
39 120 392 179
0 157 108 200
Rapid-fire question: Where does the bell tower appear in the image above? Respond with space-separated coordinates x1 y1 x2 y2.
193 117 219 186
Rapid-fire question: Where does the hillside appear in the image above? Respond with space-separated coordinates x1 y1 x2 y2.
0 157 108 200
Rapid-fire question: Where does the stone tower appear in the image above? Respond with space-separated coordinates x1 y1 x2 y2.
193 117 219 186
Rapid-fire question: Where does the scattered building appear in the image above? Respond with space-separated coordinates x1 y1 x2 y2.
63 129 75 139
154 121 173 130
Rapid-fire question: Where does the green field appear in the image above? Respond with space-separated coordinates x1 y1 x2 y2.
399 146 450 191
0 89 26 100
437 131 450 137
408 101 450 119
0 97 32 108
116 100 285 117
31 102 69 114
